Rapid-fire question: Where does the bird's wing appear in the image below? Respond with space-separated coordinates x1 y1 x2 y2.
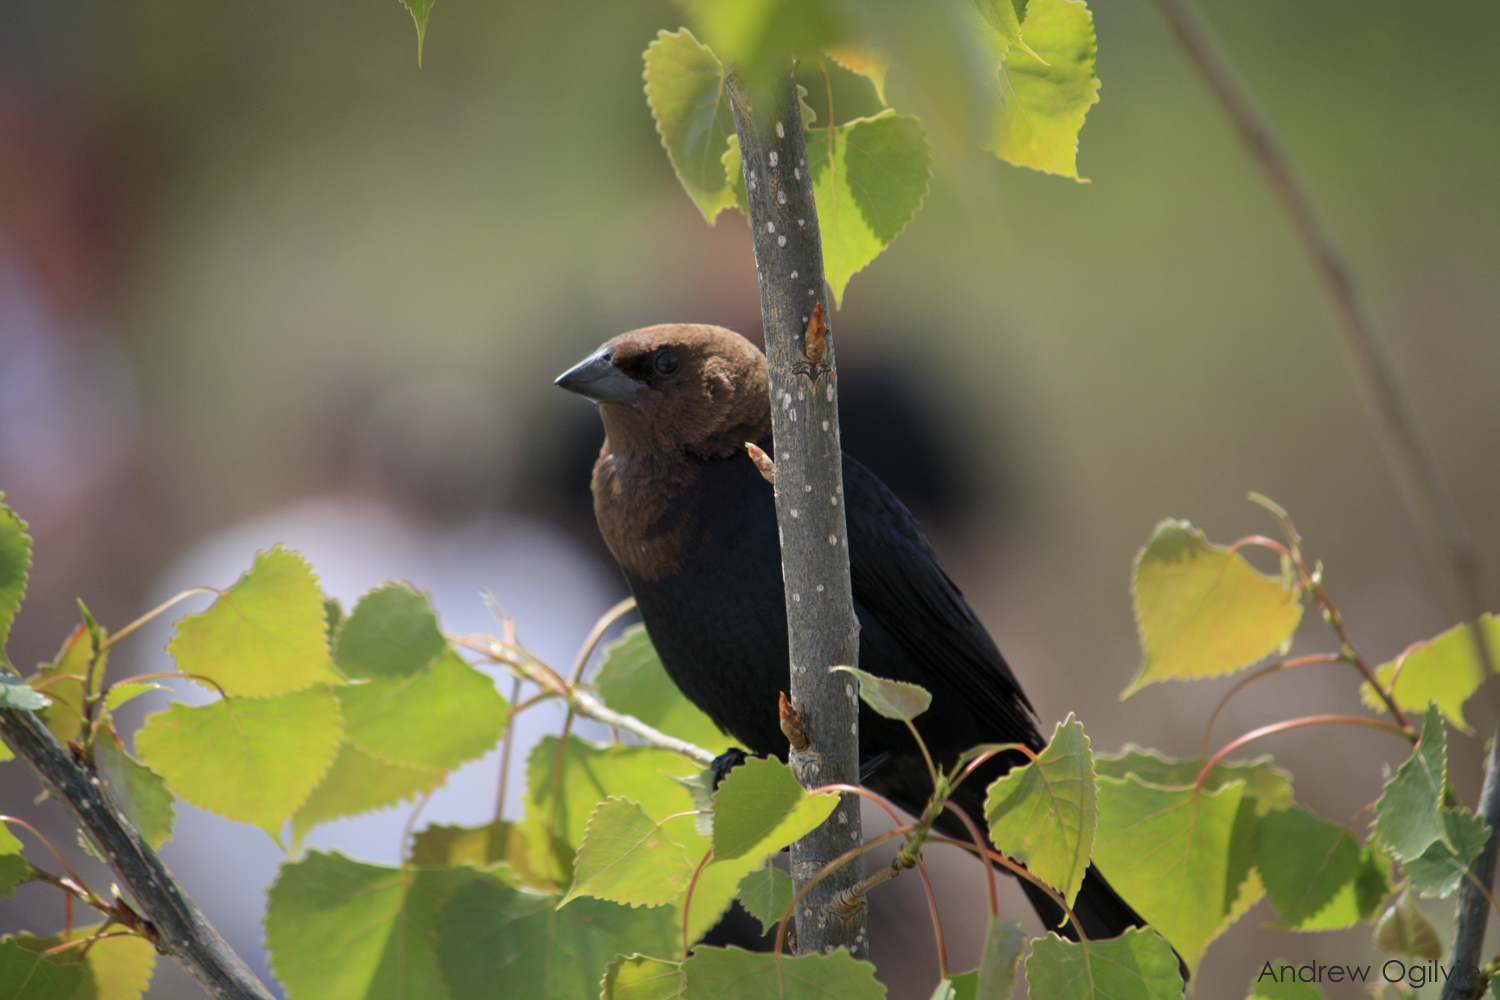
841 454 1042 748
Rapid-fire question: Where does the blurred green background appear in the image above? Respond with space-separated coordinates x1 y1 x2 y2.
1 0 1496 996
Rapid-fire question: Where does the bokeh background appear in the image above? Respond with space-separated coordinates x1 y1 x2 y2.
1 0 1497 997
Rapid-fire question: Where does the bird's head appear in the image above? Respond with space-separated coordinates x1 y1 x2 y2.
555 324 771 459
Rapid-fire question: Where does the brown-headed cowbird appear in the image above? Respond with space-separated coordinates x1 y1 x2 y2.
556 323 1163 953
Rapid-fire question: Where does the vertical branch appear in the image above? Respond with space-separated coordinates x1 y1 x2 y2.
728 70 866 958
1150 0 1497 990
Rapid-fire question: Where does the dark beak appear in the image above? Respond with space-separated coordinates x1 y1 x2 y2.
555 345 646 406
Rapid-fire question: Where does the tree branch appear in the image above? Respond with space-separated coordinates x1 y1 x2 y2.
728 69 866 958
0 706 277 1000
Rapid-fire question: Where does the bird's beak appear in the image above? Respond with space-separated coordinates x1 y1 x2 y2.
555 345 646 406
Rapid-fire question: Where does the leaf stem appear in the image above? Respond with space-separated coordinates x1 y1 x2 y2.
567 597 637 687
99 588 220 652
681 847 716 961
938 800 998 919
1196 714 1411 794
1198 653 1346 759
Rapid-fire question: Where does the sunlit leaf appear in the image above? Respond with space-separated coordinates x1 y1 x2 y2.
1094 744 1292 815
644 30 739 225
33 624 93 743
136 686 342 837
94 732 175 848
1361 616 1500 734
411 819 555 892
595 626 730 754
677 0 847 95
1374 705 1448 862
680 945 884 1000
603 954 684 1000
1093 775 1250 975
984 0 1100 179
735 865 794 936
712 756 838 862
1023 928 1184 1000
1404 806 1489 898
337 649 506 771
0 496 31 665
563 797 695 908
291 742 443 847
1126 520 1303 696
103 683 164 713
8 924 157 1000
825 42 890 105
436 876 678 1000
168 547 343 698
266 851 476 1000
831 665 931 721
984 714 1094 904
806 111 932 307
0 824 31 902
332 583 447 681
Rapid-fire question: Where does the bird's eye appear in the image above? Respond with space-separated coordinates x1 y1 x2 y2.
653 350 681 376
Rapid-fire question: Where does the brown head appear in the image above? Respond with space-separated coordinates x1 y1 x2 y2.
555 324 771 460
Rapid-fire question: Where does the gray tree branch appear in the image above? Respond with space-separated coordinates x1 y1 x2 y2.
728 69 867 958
0 706 277 1000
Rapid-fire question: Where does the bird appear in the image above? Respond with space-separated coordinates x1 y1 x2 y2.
555 322 1164 956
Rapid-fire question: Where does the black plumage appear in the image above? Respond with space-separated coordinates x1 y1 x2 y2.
556 323 1160 951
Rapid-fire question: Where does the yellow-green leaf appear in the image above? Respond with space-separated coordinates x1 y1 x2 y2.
32 624 95 744
94 733 175 849
135 686 342 837
0 495 31 665
168 547 343 698
644 30 738 224
711 756 838 862
1125 520 1302 696
291 742 443 848
1362 615 1499 733
986 0 1100 179
562 797 694 908
1024 928 1184 1000
984 714 1095 905
595 626 730 755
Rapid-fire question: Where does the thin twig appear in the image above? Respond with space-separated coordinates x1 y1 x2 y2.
1197 715 1411 793
1199 653 1345 759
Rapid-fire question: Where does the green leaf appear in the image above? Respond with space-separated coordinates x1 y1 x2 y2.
0 938 86 1000
93 733 175 849
337 648 506 770
806 111 931 308
0 824 31 902
436 876 678 1000
983 0 1100 179
1246 966 1330 999
975 917 1025 1000
400 0 434 67
1254 807 1385 929
411 819 556 891
1372 890 1443 960
33 624 93 743
8 924 157 1000
521 736 752 941
1125 520 1303 696
711 756 839 862
102 683 163 713
1361 616 1500 734
266 851 478 1000
595 626 730 754
1024 928 1184 1000
680 945 885 1000
1093 775 1250 976
1404 806 1489 898
735 865 794 936
1374 705 1448 861
562 797 695 908
0 675 48 710
168 546 343 698
135 686 342 838
0 496 31 665
830 665 931 721
291 742 444 847
603 955 684 1000
1093 744 1293 815
984 714 1095 904
644 30 738 225
333 583 447 681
